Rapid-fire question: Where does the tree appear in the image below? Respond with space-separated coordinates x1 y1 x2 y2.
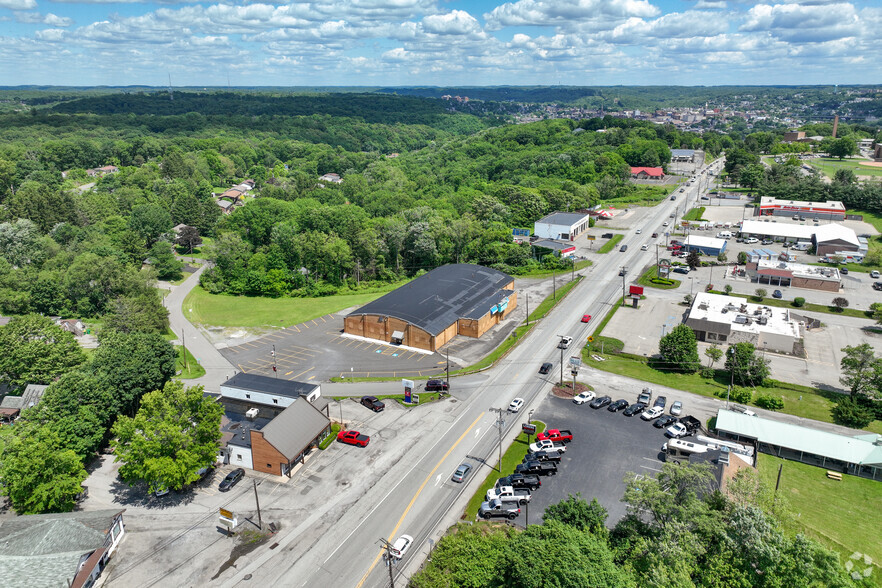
0 424 87 514
0 315 86 390
831 396 875 429
658 324 701 373
738 163 765 191
737 251 748 264
833 168 857 185
542 493 608 535
410 522 513 588
705 345 723 368
129 203 173 246
175 225 203 254
112 381 223 493
621 461 718 532
716 251 727 263
839 343 880 396
723 284 732 295
90 330 177 415
686 250 701 270
832 296 849 311
103 293 169 334
725 342 771 387
148 241 184 281
828 137 857 160
755 288 767 300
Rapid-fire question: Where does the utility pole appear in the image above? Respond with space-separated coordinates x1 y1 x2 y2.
272 344 277 377
182 326 189 371
445 347 450 389
620 267 627 306
553 268 556 299
556 334 566 385
571 257 575 282
253 479 262 530
525 293 530 326
489 407 505 471
378 538 397 588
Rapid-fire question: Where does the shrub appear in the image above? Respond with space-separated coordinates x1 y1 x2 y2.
755 394 784 410
723 284 733 295
832 396 875 429
730 386 754 404
792 297 805 308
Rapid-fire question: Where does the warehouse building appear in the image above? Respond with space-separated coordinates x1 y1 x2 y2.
670 149 696 162
682 235 727 256
533 212 592 241
757 197 845 220
532 239 576 258
685 293 804 354
344 264 516 352
715 410 882 481
746 260 841 292
739 220 862 257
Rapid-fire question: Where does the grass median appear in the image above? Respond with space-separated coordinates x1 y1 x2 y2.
637 266 681 290
597 234 624 254
175 345 205 379
464 421 547 520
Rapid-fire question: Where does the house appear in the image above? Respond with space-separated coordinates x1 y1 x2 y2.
216 199 234 213
319 173 343 184
0 509 126 588
220 188 243 201
55 318 85 337
85 165 119 177
630 167 665 179
532 211 592 241
0 383 48 422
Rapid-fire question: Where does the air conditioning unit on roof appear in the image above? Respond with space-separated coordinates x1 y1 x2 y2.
245 408 259 420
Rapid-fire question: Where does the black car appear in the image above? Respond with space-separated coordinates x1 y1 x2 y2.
654 415 678 428
425 379 449 391
653 396 667 409
620 244 628 252
360 396 385 412
607 399 630 412
525 450 562 464
590 395 612 409
539 362 553 375
623 402 646 416
515 460 557 476
841 267 849 275
873 282 882 291
772 290 783 299
673 267 689 275
218 468 245 492
497 474 542 491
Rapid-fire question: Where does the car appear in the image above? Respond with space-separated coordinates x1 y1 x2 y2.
337 430 371 447
539 362 553 374
653 395 667 409
558 336 573 349
451 463 472 483
390 534 414 559
670 401 683 416
745 237 759 244
515 460 558 476
772 289 783 299
623 402 646 416
425 379 449 391
700 195 710 201
731 404 757 417
219 468 245 492
871 270 881 279
762 239 774 245
573 391 596 404
641 406 664 420
590 395 612 409
652 232 658 238
581 314 592 323
662 221 669 226
508 398 525 413
673 267 689 275
636 229 642 234
670 195 676 201
607 399 629 412
874 282 882 291
791 214 799 220
525 450 562 463
666 423 688 438
360 396 385 412
479 499 520 520
619 268 627 276
841 268 849 275
654 415 677 428
641 244 649 251
620 244 628 252
154 486 170 497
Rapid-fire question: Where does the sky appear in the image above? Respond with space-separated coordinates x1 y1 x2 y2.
0 0 879 87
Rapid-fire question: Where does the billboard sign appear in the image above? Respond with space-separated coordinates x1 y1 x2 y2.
522 423 537 434
403 379 414 403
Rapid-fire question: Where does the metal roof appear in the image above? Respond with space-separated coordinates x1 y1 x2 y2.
348 264 514 336
222 373 319 399
715 410 882 466
261 400 330 459
533 239 575 251
535 212 591 227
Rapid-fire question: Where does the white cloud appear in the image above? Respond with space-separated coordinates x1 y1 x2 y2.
484 0 660 31
740 3 861 43
14 12 74 26
0 0 36 9
421 10 480 35
607 11 728 42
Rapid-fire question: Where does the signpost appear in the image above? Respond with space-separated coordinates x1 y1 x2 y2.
219 507 237 536
402 379 414 403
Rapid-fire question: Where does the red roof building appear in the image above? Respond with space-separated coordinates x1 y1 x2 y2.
630 167 665 179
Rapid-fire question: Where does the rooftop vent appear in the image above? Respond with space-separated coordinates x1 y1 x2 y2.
245 407 259 420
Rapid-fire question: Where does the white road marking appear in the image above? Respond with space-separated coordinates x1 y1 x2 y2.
435 474 442 487
474 427 481 437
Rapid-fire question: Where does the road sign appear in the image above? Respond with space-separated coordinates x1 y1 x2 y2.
568 356 581 368
585 235 596 241
220 508 233 519
522 423 537 434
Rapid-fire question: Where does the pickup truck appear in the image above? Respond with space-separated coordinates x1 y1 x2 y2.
496 474 541 491
515 460 557 476
486 485 532 506
478 498 520 520
528 439 567 454
536 429 573 444
637 387 652 405
337 430 370 447
525 450 562 464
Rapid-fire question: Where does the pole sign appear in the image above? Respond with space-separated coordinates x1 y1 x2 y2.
219 508 237 531
568 356 581 368
402 379 414 403
522 423 537 434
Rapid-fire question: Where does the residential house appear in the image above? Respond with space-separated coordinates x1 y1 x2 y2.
319 173 343 184
630 167 665 180
0 383 48 422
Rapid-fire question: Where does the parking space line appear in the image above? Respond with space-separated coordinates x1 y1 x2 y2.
290 367 314 379
237 364 246 372
287 324 301 333
311 319 320 326
284 371 293 376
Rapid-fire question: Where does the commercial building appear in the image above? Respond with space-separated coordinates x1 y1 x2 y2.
813 224 863 257
532 212 592 241
0 509 126 588
757 197 845 220
685 293 804 354
670 149 696 162
782 131 806 142
739 220 861 257
532 239 576 258
745 260 841 292
219 373 330 477
682 235 727 256
715 409 882 481
344 264 516 352
630 166 665 179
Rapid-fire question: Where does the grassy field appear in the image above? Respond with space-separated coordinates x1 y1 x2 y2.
809 157 882 179
516 259 592 278
175 345 205 379
757 454 882 577
175 236 214 259
597 234 624 254
683 207 707 221
464 421 547 520
183 284 398 328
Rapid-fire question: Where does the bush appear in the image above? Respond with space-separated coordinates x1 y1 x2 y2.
723 284 733 295
832 396 875 429
700 367 716 379
792 297 805 308
730 386 754 404
755 394 784 410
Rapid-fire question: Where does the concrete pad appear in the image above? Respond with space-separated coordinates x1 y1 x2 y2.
603 296 688 357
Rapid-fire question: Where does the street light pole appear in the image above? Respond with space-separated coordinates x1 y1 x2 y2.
621 267 627 306
489 407 505 471
727 347 735 409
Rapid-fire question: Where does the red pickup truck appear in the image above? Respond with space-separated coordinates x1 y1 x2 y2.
536 429 573 444
337 430 370 447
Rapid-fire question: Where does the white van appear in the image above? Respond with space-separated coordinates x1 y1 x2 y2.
792 242 811 251
716 231 732 239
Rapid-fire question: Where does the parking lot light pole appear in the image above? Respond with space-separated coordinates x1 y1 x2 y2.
727 347 735 409
556 335 566 386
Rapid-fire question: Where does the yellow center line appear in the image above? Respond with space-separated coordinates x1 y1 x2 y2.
355 411 485 588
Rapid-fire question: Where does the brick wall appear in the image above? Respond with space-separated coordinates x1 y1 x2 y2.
249 431 287 476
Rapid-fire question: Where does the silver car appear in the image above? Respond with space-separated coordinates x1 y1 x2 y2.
670 401 683 416
451 463 472 483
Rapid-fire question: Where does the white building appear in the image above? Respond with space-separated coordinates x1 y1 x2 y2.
685 292 804 354
533 212 592 241
740 220 861 257
220 373 321 407
747 259 841 292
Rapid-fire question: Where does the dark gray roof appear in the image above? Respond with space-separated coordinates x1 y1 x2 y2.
0 509 124 588
348 264 514 336
262 401 330 458
535 212 590 227
0 384 48 410
223 373 319 399
671 149 696 157
533 239 573 251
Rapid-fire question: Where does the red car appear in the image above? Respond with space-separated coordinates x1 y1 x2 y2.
337 430 370 447
581 314 592 323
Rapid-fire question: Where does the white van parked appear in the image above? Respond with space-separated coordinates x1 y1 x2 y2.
716 231 733 239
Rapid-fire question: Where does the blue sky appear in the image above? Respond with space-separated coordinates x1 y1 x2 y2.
0 0 879 87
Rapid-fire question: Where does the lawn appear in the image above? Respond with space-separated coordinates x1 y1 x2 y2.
757 453 882 578
515 259 592 278
464 421 547 520
175 345 205 379
636 266 681 290
683 207 707 221
175 236 214 260
183 284 398 328
809 157 882 179
597 234 624 254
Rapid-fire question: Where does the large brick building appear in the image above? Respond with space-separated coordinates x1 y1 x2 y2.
344 264 516 352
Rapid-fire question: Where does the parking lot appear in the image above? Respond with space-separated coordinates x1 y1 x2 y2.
527 394 682 525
